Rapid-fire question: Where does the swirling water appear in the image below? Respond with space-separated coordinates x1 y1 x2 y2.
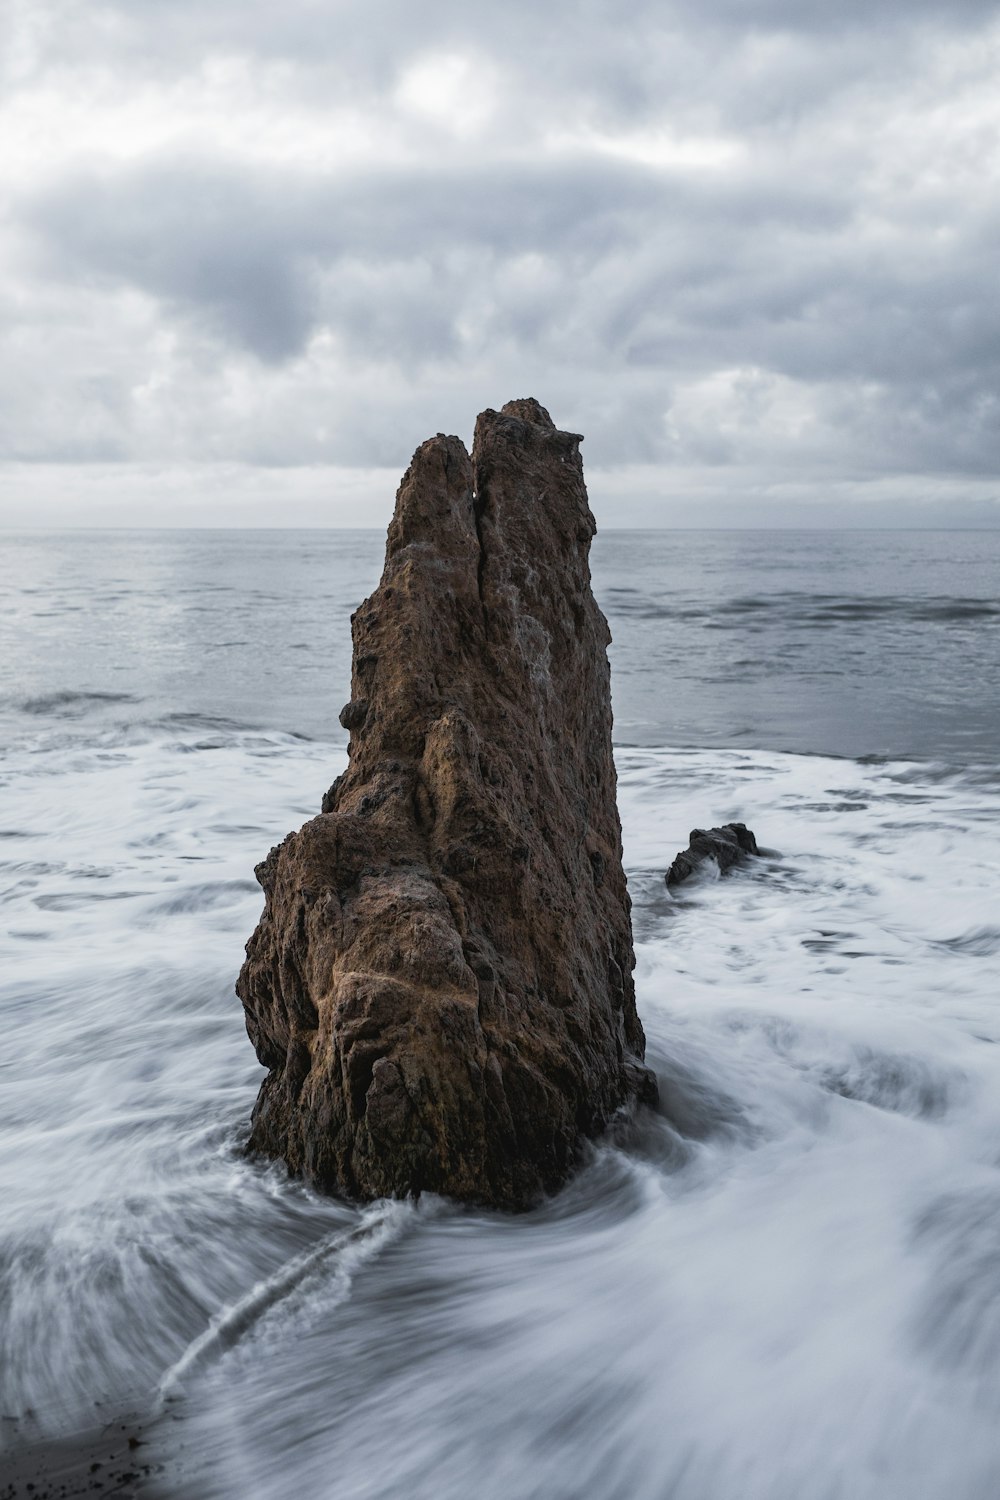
1 529 999 1498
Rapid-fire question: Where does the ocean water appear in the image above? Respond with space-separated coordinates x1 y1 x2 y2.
1 528 999 1498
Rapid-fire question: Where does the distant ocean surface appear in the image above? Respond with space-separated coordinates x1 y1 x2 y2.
2 528 999 758
2 528 1000 1499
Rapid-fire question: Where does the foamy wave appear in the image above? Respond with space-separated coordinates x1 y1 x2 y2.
3 726 1000 1496
156 1200 417 1403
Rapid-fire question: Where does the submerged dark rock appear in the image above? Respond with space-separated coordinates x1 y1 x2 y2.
665 823 759 887
237 398 655 1210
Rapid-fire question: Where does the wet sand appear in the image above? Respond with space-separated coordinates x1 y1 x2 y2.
0 1414 169 1500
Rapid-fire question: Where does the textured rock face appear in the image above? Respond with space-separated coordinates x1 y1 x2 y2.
665 823 759 887
237 398 654 1209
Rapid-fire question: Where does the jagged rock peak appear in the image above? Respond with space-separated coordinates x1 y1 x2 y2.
236 397 655 1210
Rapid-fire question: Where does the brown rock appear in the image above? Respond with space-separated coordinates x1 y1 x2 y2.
236 398 655 1209
665 823 759 887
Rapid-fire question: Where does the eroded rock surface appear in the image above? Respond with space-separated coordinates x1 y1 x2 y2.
665 823 759 887
237 398 654 1209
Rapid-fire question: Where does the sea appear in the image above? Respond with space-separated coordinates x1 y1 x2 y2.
2 527 999 1499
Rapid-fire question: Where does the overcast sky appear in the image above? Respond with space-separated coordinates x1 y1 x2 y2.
2 0 998 526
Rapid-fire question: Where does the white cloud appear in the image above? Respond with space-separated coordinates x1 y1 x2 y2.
1 0 999 523
395 50 499 137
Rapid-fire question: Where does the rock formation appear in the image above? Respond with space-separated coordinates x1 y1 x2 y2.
665 823 759 887
237 398 655 1210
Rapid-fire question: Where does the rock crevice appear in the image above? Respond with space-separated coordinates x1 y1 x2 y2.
237 398 655 1209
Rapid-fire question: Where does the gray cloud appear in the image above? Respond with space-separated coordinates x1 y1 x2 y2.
2 0 999 519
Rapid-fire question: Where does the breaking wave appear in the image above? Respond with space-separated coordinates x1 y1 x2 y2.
2 721 1000 1497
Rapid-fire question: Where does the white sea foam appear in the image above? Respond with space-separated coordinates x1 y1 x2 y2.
155 1199 416 1403
2 724 999 1497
